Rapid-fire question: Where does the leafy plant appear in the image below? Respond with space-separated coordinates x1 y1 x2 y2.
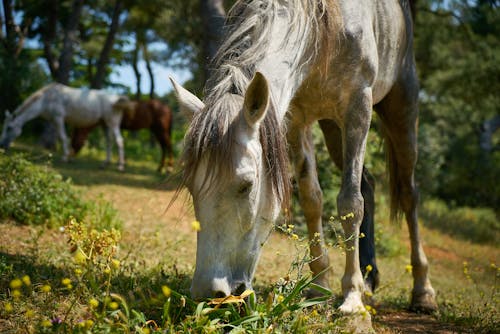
0 153 121 229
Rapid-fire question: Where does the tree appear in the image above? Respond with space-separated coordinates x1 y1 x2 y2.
90 0 124 89
414 0 500 209
0 0 38 114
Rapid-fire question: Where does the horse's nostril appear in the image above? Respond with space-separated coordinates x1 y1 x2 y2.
234 283 247 296
214 290 228 298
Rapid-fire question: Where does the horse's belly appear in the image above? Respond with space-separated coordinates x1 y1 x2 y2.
64 108 101 127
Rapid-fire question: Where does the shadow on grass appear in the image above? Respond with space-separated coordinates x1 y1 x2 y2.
5 143 181 191
0 251 68 291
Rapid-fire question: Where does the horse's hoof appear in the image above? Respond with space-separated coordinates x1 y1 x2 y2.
410 289 438 314
338 291 365 315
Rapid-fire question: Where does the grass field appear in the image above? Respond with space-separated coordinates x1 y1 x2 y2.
0 138 498 333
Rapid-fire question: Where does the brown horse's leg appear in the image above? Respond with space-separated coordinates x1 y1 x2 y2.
152 127 171 173
319 119 380 293
287 122 330 292
376 74 437 313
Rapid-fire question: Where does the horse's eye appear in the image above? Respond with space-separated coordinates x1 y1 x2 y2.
237 181 252 195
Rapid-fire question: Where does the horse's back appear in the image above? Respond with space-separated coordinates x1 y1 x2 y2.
292 0 414 122
57 86 121 126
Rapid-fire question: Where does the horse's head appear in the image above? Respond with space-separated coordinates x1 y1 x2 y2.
0 111 20 149
172 73 283 299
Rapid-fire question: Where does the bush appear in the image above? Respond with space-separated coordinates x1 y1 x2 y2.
420 199 499 244
0 153 121 229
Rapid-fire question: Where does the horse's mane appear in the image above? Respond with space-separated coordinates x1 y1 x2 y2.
181 0 340 209
12 83 59 116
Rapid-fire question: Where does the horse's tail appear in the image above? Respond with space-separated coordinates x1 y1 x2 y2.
12 83 59 116
381 126 404 222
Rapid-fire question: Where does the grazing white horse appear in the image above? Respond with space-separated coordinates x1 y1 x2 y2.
172 0 437 318
0 83 127 170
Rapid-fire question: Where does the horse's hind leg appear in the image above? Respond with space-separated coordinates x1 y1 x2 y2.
319 119 380 293
54 115 70 162
376 75 437 313
287 122 330 292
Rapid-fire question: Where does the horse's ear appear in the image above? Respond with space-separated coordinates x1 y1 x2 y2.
169 77 205 118
243 72 269 129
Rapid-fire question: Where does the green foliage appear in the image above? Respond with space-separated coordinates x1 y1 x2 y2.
420 199 499 244
0 153 87 227
415 0 500 209
0 153 121 229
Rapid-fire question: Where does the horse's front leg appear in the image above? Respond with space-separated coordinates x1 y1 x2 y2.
111 126 125 171
337 88 373 314
54 116 70 162
288 122 331 292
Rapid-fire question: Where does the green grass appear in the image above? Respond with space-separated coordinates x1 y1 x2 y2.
0 137 499 333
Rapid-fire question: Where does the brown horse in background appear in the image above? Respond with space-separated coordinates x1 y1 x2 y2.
72 99 174 172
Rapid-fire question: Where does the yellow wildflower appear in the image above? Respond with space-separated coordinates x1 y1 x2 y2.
4 302 13 313
365 264 373 273
162 285 172 298
74 249 87 264
103 267 111 275
108 301 119 310
9 278 22 289
277 294 284 303
341 212 355 220
41 319 52 328
41 284 51 293
142 328 151 334
365 305 376 315
25 309 35 318
359 232 365 238
291 234 299 240
21 275 31 286
111 259 121 269
89 298 99 309
191 220 201 232
11 289 21 299
405 264 413 274
85 319 94 328
62 278 71 286
364 291 373 297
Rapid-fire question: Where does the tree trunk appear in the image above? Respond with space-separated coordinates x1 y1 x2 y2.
1 0 29 111
142 43 155 99
41 0 60 78
199 0 226 82
57 0 85 84
132 38 142 100
91 0 123 89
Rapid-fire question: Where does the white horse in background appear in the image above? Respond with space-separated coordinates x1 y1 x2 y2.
0 83 128 170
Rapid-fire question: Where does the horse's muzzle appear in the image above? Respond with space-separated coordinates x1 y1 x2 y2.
191 277 252 300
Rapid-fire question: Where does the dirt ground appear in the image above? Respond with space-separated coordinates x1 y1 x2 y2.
1 172 483 334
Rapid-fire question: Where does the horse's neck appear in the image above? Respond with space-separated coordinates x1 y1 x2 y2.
13 101 43 127
255 9 312 123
